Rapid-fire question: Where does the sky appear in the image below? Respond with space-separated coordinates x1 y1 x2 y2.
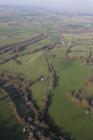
0 0 93 12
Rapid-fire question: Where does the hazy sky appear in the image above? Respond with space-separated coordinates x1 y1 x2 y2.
0 0 93 11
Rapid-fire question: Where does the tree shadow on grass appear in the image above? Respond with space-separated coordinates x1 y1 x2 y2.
45 113 75 140
0 116 23 140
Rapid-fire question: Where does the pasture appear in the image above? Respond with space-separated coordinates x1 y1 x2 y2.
0 89 23 140
1 7 93 139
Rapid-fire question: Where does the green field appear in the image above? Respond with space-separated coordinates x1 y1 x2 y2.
0 89 23 140
49 48 93 140
1 6 93 140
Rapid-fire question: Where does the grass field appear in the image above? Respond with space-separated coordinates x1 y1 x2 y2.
0 90 23 140
0 52 49 106
1 8 93 140
1 44 93 140
49 48 93 140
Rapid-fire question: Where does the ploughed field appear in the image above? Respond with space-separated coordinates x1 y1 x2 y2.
1 7 93 140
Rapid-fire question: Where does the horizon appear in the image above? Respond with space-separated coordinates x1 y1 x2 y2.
0 0 93 13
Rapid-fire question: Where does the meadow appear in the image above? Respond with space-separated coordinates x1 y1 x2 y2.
1 6 93 139
0 89 23 140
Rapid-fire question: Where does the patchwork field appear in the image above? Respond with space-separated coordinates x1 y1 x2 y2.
1 6 93 140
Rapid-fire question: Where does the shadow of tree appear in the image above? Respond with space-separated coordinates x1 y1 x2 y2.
0 116 23 140
45 113 75 140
